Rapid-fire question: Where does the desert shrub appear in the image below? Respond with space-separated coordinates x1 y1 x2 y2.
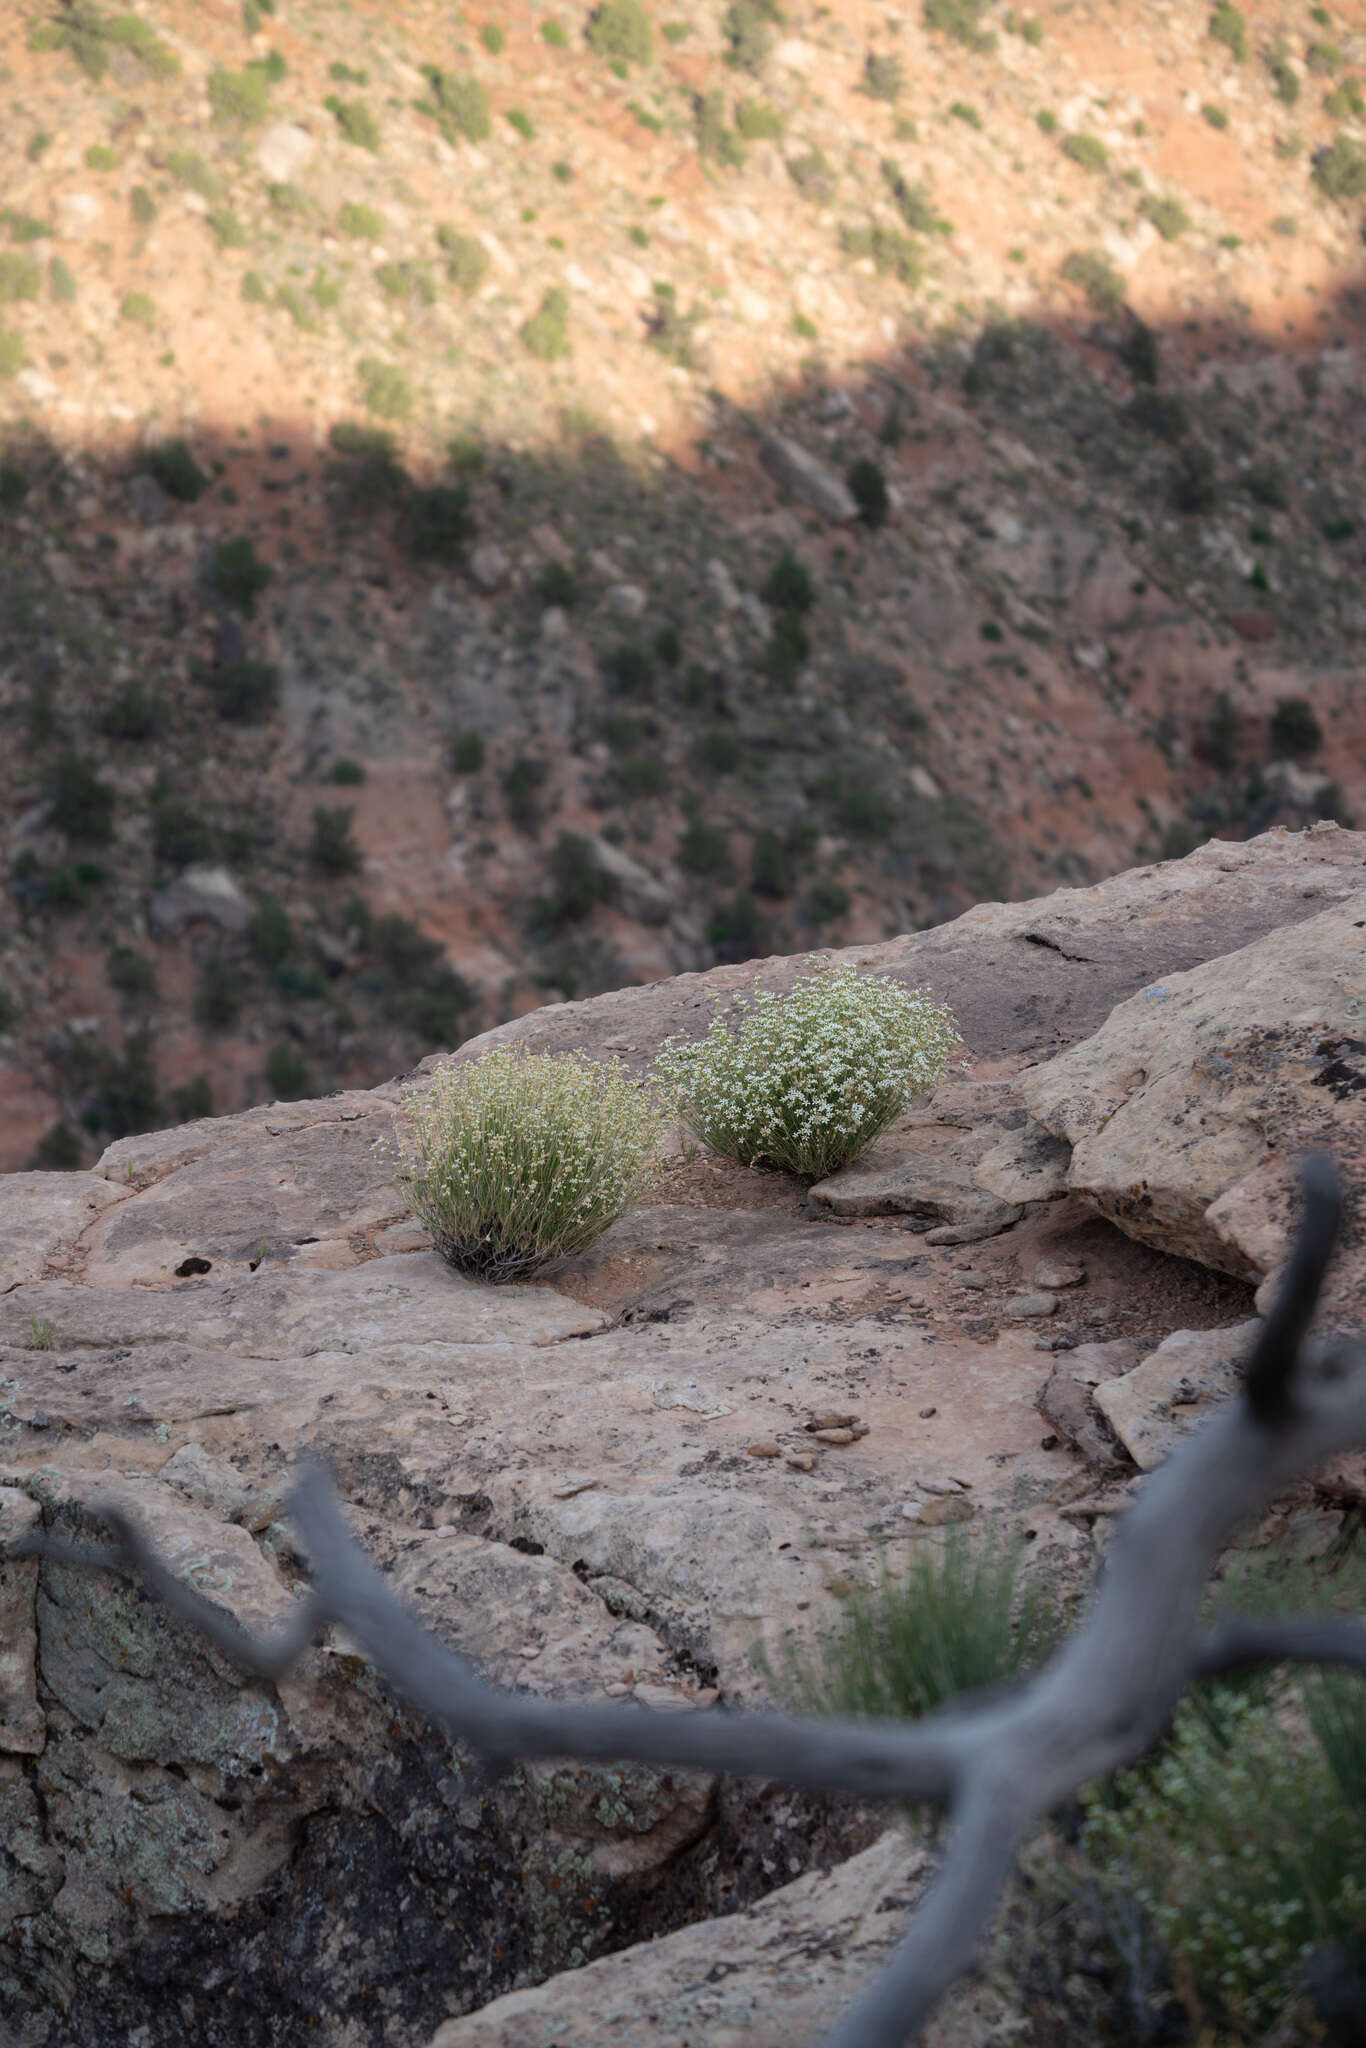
538 560 577 609
861 51 904 102
837 781 892 836
1202 100 1230 129
679 812 732 877
723 0 780 70
325 97 380 149
505 107 534 139
120 291 156 327
308 805 363 876
142 439 208 502
1323 77 1365 119
1245 463 1288 510
1312 135 1366 200
274 282 319 331
82 1034 160 1138
101 679 165 741
708 889 761 961
1307 39 1343 76
1060 248 1124 313
30 5 179 81
151 792 214 864
735 98 785 141
250 895 293 965
696 92 745 168
339 200 385 239
780 1522 1062 1720
540 832 611 924
788 147 835 201
1077 1622 1366 2040
1141 193 1190 240
130 186 157 224
1206 1 1247 62
381 1047 666 1281
1266 41 1300 106
195 957 242 1030
542 18 569 44
521 287 570 361
762 548 815 614
881 161 951 234
585 0 653 66
839 223 921 285
265 1043 310 1100
166 150 223 201
213 536 272 614
106 945 158 1001
84 143 117 171
419 69 491 143
241 271 268 303
0 253 42 302
923 0 997 53
438 227 490 293
1268 696 1323 757
376 260 434 304
209 65 271 123
49 752 115 844
502 753 548 827
204 658 279 722
1062 132 1109 172
949 100 982 128
452 731 486 773
750 829 790 898
171 1076 214 1123
329 758 366 786
614 754 667 800
1124 390 1188 441
358 358 415 419
405 483 473 564
0 333 27 377
604 643 654 696
49 254 76 301
269 181 308 216
644 281 700 367
309 269 341 310
765 608 811 686
653 960 962 1178
1119 316 1160 384
847 457 889 528
34 1122 82 1169
697 729 743 774
1035 108 1057 134
480 21 505 53
1170 442 1218 514
207 207 248 248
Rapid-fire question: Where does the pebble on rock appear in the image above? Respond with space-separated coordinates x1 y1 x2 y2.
746 1440 782 1458
1033 1259 1085 1290
1002 1290 1059 1320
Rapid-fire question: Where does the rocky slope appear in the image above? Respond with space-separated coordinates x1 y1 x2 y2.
2 0 1366 1170
0 824 1362 2045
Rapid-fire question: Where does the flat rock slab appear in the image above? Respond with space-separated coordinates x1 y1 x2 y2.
1094 1320 1261 1469
431 1829 1023 2048
0 1173 126 1292
1020 887 1366 1322
809 1124 1023 1241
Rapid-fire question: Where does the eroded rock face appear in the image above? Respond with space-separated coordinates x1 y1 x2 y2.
1019 879 1366 1323
0 827 1360 2046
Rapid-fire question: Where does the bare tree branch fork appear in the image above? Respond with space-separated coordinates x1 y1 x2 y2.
8 1155 1366 2046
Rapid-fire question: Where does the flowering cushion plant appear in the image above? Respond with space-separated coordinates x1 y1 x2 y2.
378 1046 668 1281
651 958 964 1179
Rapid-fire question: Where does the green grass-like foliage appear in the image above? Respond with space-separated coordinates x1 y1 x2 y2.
1060 248 1125 313
1207 1 1247 62
1077 1546 1366 2035
521 287 570 361
779 1523 1062 1722
30 5 179 82
383 1048 667 1281
923 0 996 53
586 0 653 66
1313 134 1366 201
653 960 962 1178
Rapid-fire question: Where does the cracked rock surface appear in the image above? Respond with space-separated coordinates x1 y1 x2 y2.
0 828 1362 2047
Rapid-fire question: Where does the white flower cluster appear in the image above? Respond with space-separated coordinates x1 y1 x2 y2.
377 1047 667 1281
651 958 964 1179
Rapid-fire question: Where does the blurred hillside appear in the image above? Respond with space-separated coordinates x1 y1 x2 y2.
1 0 1364 1169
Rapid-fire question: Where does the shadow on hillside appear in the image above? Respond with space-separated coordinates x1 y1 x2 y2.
2 266 1365 1169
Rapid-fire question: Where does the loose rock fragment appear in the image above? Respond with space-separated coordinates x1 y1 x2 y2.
746 1440 782 1459
1033 1259 1085 1290
1002 1290 1059 1320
